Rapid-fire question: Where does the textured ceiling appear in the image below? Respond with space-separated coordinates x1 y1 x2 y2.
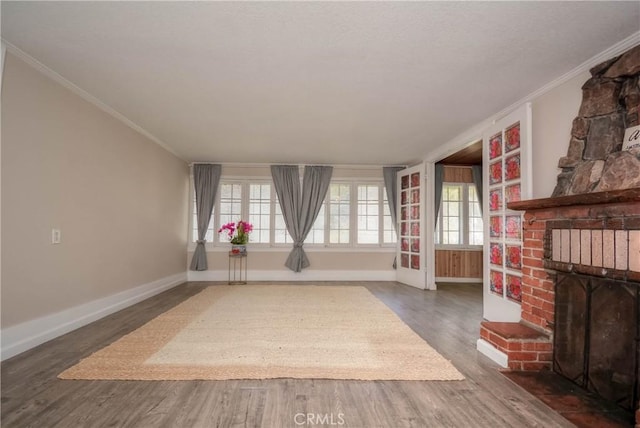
2 2 639 165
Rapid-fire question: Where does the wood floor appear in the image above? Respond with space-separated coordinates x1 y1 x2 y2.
1 282 573 427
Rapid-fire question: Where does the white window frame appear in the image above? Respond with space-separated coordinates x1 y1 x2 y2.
435 182 483 250
188 174 396 251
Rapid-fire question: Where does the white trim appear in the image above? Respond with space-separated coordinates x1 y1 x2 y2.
425 32 640 164
424 161 437 290
476 338 508 368
0 41 182 160
188 269 396 282
188 246 396 253
435 277 482 283
0 272 187 361
1 41 6 95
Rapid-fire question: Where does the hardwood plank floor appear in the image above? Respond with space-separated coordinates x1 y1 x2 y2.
1 282 573 427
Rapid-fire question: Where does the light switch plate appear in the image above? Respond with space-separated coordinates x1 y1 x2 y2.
52 229 61 244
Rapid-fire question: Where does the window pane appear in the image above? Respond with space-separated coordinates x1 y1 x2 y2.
382 188 396 244
357 184 379 244
274 196 293 243
219 183 242 228
248 183 271 244
306 205 325 244
440 184 463 246
468 184 484 245
329 184 350 244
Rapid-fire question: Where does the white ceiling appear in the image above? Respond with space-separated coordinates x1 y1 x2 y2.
2 2 639 165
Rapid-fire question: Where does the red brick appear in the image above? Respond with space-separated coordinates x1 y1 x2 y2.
531 249 544 259
571 207 592 218
594 203 640 218
523 257 545 269
572 218 605 229
508 361 523 371
480 328 490 340
532 288 554 302
527 220 547 230
507 341 522 351
522 313 544 329
522 342 537 351
489 333 508 350
535 342 552 351
537 351 553 361
542 302 555 313
521 361 551 371
526 295 544 308
510 351 538 361
624 216 640 229
527 210 556 220
524 230 545 240
531 269 550 280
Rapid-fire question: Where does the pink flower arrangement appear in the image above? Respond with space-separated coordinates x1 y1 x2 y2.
218 220 253 244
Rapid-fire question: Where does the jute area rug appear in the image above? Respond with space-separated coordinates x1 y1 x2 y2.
59 285 464 381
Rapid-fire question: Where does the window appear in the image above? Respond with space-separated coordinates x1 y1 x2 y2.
190 176 395 247
435 183 483 247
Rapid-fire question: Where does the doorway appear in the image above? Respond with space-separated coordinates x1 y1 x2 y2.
433 141 483 286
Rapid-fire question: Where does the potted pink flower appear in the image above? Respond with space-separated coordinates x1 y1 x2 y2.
218 220 253 254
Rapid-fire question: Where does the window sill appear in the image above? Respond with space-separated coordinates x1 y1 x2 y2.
187 244 396 253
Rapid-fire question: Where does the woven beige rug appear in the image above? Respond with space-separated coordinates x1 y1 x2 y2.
59 285 464 381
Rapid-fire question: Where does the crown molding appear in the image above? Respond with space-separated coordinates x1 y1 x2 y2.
2 40 183 161
426 31 640 163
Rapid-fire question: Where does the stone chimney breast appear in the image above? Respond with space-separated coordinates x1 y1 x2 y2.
553 44 640 197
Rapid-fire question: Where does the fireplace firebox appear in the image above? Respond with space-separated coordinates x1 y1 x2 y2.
554 272 639 412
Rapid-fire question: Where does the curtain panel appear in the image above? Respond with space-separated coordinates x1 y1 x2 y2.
383 166 404 269
271 165 333 272
471 165 483 214
190 164 222 271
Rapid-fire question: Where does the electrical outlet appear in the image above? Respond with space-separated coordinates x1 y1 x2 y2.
51 229 61 244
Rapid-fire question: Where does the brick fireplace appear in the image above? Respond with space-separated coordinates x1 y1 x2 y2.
510 189 640 419
480 44 640 425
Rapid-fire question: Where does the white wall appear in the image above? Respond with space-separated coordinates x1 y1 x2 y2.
531 71 589 198
1 53 189 332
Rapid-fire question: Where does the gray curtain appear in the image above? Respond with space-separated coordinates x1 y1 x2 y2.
383 166 404 269
434 163 444 229
271 165 333 272
190 164 222 271
471 165 483 214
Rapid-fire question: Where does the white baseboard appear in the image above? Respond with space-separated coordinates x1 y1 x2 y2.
476 338 508 368
1 272 187 361
188 269 397 282
435 277 483 283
